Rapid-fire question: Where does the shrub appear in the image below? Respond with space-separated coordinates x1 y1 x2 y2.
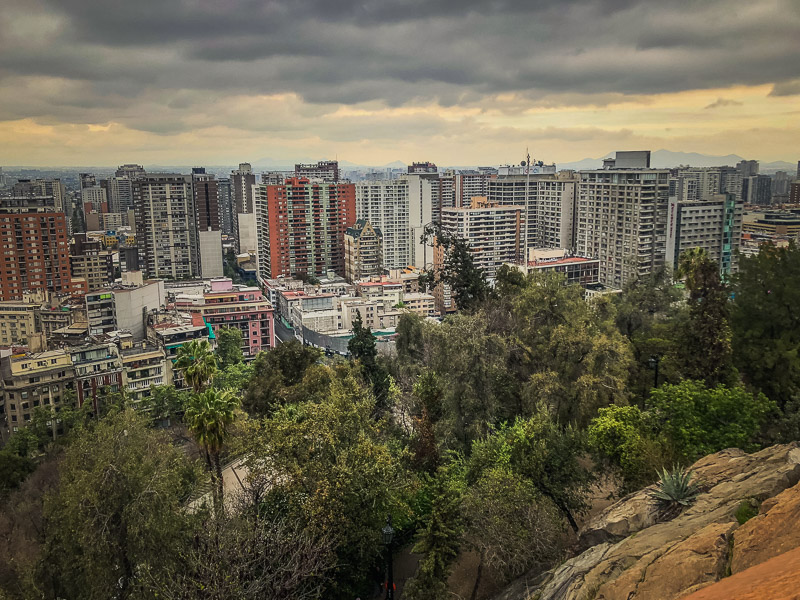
735 499 759 525
649 465 700 517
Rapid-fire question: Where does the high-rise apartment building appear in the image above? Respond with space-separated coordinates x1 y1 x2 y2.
79 173 97 189
115 164 146 179
440 198 522 278
295 160 339 182
81 186 107 214
254 177 356 279
69 233 114 292
741 175 772 205
232 163 256 253
434 198 521 313
133 174 199 280
192 168 223 278
576 156 670 289
356 179 411 269
673 167 741 202
737 160 759 178
666 193 743 274
11 179 66 212
217 177 234 236
408 162 438 174
454 170 494 209
488 173 578 251
355 175 436 269
106 176 133 214
344 219 383 282
790 181 800 204
0 196 83 301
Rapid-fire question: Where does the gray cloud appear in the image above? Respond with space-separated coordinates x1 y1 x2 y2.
0 0 797 134
705 98 744 109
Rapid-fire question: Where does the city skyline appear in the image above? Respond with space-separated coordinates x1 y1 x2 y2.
1 0 798 166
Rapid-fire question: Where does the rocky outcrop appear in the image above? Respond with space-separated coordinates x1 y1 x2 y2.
730 477 800 574
682 545 800 600
493 443 800 600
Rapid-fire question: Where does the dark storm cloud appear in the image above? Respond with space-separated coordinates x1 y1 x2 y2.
0 0 798 131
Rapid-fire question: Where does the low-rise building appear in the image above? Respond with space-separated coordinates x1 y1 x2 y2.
0 349 75 442
86 275 166 340
507 248 601 287
110 332 171 403
68 343 123 412
36 302 86 342
0 301 38 346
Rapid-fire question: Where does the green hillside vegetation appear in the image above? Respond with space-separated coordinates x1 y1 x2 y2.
0 243 798 599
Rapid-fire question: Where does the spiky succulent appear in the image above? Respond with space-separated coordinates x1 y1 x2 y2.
649 465 700 512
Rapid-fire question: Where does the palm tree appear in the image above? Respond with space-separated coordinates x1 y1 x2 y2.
185 387 240 516
174 339 218 393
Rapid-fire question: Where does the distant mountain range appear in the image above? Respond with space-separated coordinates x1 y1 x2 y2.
558 150 796 173
5 152 794 174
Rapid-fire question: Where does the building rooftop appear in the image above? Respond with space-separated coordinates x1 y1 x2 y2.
528 256 600 267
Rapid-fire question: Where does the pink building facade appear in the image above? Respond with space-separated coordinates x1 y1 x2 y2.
199 279 274 357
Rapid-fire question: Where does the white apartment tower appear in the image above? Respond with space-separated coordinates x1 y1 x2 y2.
666 193 743 275
356 176 435 269
133 174 199 280
488 174 578 251
440 199 522 279
577 161 670 289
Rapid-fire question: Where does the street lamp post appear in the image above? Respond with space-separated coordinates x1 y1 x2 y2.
382 515 395 600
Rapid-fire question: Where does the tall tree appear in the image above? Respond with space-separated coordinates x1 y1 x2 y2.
404 462 466 600
184 388 240 516
175 339 218 393
395 312 425 363
422 223 493 313
242 341 321 416
216 326 244 369
39 409 197 599
675 248 736 386
513 271 633 424
468 411 592 532
348 310 391 410
244 368 409 597
731 243 800 410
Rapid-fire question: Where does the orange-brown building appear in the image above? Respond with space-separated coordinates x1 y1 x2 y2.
0 196 83 301
255 177 356 279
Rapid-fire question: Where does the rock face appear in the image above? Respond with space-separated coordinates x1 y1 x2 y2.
682 545 800 600
493 443 800 600
730 476 800 574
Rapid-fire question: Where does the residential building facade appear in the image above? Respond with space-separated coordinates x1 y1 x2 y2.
344 219 383 282
666 193 743 274
576 161 670 289
133 174 199 280
255 177 356 279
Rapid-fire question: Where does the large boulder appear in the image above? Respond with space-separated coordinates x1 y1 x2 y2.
578 444 800 550
593 521 736 600
731 479 800 574
494 443 800 600
682 545 800 600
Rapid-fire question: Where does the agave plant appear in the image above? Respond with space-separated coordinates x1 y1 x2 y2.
649 465 700 517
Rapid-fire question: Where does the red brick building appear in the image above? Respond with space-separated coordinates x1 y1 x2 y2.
255 177 356 279
0 196 83 301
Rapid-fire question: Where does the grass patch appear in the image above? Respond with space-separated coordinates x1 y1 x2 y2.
735 499 759 525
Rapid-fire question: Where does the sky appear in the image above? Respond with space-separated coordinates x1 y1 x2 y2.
0 0 798 167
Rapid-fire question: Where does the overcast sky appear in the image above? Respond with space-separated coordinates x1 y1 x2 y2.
1 0 798 166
